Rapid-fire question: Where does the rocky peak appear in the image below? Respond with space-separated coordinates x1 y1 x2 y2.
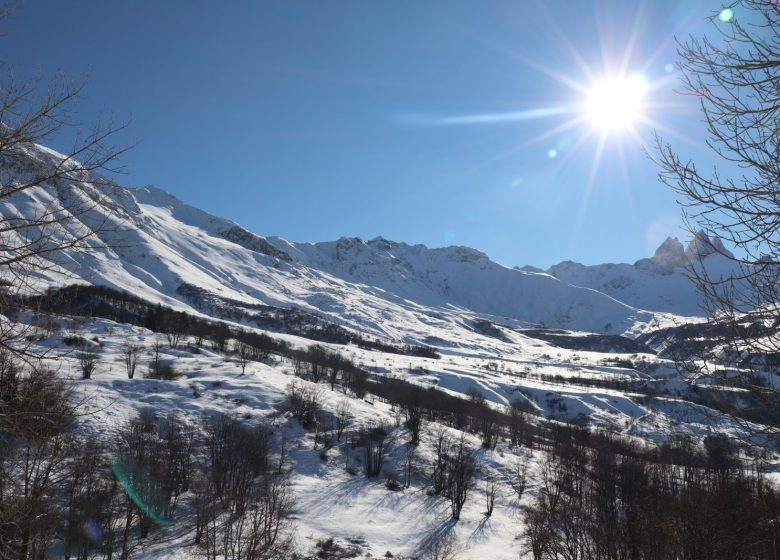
685 230 734 260
652 236 687 271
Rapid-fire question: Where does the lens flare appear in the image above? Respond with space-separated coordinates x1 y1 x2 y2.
112 456 174 527
82 519 103 544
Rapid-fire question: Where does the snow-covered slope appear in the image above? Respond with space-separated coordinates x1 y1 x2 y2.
269 236 653 334
2 143 669 344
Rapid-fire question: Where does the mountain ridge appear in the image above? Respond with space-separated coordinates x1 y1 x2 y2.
544 232 736 316
4 143 732 347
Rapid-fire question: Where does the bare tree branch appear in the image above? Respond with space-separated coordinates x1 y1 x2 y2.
653 0 780 441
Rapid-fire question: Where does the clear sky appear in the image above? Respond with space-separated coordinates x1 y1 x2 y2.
2 0 727 267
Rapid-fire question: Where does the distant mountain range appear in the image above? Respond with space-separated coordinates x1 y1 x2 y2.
4 143 736 346
537 231 735 317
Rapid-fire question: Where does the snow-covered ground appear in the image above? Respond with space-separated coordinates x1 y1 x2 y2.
16 308 772 559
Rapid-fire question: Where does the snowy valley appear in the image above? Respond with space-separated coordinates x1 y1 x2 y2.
2 144 777 559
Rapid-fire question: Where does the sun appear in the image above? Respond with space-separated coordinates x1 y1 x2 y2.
585 74 648 131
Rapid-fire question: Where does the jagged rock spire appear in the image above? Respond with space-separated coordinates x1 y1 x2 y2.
685 230 734 260
652 236 687 270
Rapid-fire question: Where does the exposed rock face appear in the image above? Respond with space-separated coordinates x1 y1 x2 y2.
652 237 688 271
643 232 734 272
219 225 292 261
545 233 738 316
685 230 734 260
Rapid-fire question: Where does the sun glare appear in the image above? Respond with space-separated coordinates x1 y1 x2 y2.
394 3 694 247
585 74 648 131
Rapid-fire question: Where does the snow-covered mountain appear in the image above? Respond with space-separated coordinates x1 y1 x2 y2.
4 143 735 347
544 232 736 316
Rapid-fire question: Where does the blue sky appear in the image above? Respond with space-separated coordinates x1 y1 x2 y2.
3 0 725 267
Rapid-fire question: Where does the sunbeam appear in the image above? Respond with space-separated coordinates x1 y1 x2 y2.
571 130 608 250
400 106 573 127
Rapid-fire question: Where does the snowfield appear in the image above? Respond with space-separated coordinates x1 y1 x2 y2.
15 309 772 559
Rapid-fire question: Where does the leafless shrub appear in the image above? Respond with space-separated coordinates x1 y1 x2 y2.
78 340 98 379
146 363 179 381
334 399 352 441
420 531 460 560
123 341 140 379
286 378 322 429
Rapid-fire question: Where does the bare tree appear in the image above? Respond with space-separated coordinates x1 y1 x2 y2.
508 399 527 447
429 425 452 496
234 341 251 374
123 341 140 379
62 439 114 560
205 414 272 516
654 0 780 439
192 472 218 548
199 414 295 560
149 337 163 378
204 472 296 560
484 475 496 517
448 434 475 520
166 330 181 350
0 8 129 363
286 379 322 429
404 401 424 445
403 441 414 488
511 452 529 499
0 361 78 559
360 422 387 478
523 507 551 560
334 399 352 441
